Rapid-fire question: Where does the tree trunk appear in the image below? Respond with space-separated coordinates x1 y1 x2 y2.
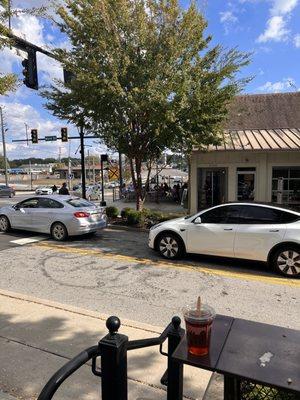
129 157 144 211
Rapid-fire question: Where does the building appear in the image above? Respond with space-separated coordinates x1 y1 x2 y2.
190 92 300 213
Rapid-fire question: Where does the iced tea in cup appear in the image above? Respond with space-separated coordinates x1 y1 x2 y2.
183 304 215 356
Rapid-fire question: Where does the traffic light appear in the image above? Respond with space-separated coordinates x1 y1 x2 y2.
21 50 38 90
101 154 108 162
61 127 68 142
31 129 38 144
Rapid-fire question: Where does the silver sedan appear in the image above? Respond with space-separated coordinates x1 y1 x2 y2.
0 195 107 241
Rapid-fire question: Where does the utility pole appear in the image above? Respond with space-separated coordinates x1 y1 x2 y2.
79 124 86 199
0 107 9 186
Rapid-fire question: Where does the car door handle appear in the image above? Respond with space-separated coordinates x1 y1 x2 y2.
224 228 233 231
269 229 279 232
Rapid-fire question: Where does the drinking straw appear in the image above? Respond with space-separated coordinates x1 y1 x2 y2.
197 296 201 316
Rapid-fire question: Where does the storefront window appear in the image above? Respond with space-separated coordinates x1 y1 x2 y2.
237 168 256 201
272 167 300 205
197 168 227 209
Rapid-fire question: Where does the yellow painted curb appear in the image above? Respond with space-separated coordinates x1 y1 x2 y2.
35 242 300 288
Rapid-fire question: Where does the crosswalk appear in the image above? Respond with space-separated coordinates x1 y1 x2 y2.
9 236 47 245
0 232 48 251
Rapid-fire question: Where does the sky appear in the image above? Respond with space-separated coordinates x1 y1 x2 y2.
0 0 299 160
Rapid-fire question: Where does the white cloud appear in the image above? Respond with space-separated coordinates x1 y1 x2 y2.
294 33 300 47
271 0 298 16
220 11 238 23
258 77 297 93
0 101 75 159
256 0 299 43
257 15 289 42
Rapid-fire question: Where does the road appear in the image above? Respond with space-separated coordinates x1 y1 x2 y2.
0 214 298 331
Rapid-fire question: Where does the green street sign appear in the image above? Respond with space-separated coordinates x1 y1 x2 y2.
45 135 57 141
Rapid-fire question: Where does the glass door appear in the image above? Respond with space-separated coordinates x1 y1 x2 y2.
237 168 256 201
198 168 227 209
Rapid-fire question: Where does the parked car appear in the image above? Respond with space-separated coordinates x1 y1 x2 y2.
35 186 53 195
148 202 300 278
0 195 107 240
0 184 15 198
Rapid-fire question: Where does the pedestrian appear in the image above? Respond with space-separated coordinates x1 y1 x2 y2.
59 182 69 195
52 184 58 193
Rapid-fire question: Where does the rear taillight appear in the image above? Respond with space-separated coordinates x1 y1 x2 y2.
74 211 90 218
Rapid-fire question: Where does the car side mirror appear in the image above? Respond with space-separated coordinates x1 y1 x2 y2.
194 216 202 224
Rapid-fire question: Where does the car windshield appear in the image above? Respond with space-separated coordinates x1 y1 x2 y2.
66 198 94 208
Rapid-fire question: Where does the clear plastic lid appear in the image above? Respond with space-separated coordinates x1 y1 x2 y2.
182 304 216 322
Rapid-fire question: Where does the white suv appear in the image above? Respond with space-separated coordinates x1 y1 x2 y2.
148 203 300 278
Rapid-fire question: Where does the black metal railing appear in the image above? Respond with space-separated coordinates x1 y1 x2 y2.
37 315 184 400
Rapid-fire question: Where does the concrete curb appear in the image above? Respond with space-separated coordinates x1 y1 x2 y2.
0 289 162 334
108 223 149 233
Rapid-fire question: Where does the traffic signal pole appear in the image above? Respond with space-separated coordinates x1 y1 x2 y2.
0 107 9 186
79 124 86 200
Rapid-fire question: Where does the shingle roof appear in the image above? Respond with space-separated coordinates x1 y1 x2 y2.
224 92 300 130
208 128 300 151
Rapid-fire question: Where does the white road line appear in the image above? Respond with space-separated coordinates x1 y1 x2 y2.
10 236 46 245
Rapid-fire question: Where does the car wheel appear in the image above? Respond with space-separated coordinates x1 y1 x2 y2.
51 222 68 241
272 245 300 278
157 233 184 259
0 215 10 233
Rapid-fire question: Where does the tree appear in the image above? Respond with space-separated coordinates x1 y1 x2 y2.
43 0 251 210
0 154 9 169
0 1 47 95
0 0 17 95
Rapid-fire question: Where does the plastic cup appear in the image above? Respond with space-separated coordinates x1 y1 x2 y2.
183 304 215 356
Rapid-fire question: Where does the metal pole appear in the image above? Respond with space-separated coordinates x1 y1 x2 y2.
8 0 11 31
119 151 123 196
100 158 106 206
99 317 128 400
79 125 86 199
29 161 32 190
93 157 95 184
0 107 9 186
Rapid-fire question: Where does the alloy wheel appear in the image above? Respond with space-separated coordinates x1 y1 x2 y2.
159 236 179 258
277 250 300 276
52 224 66 241
0 216 8 232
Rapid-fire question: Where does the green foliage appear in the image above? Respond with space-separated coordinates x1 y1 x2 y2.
43 0 251 209
0 155 9 169
105 206 119 219
0 1 47 95
126 210 143 226
121 207 132 219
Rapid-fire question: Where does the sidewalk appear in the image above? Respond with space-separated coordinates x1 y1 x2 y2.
0 289 211 400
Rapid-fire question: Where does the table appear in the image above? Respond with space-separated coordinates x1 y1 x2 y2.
172 315 300 399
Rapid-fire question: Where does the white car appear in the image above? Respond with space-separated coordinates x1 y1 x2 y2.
35 186 53 195
0 195 107 241
148 203 300 278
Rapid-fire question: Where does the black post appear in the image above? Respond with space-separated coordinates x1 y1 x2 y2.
79 124 86 199
119 151 123 198
224 375 240 400
100 156 106 206
166 316 185 400
99 316 128 400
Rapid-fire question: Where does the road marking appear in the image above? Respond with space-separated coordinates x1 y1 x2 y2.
10 236 46 245
35 242 300 288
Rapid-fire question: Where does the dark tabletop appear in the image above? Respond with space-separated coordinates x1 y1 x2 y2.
217 318 300 393
172 315 234 371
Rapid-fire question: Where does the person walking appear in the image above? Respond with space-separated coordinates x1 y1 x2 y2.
52 184 58 193
58 182 69 195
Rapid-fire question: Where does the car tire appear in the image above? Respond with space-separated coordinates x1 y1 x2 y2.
0 215 10 233
51 222 68 241
157 232 184 260
271 245 300 278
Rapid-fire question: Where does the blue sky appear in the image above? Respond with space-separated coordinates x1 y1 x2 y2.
0 0 299 160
